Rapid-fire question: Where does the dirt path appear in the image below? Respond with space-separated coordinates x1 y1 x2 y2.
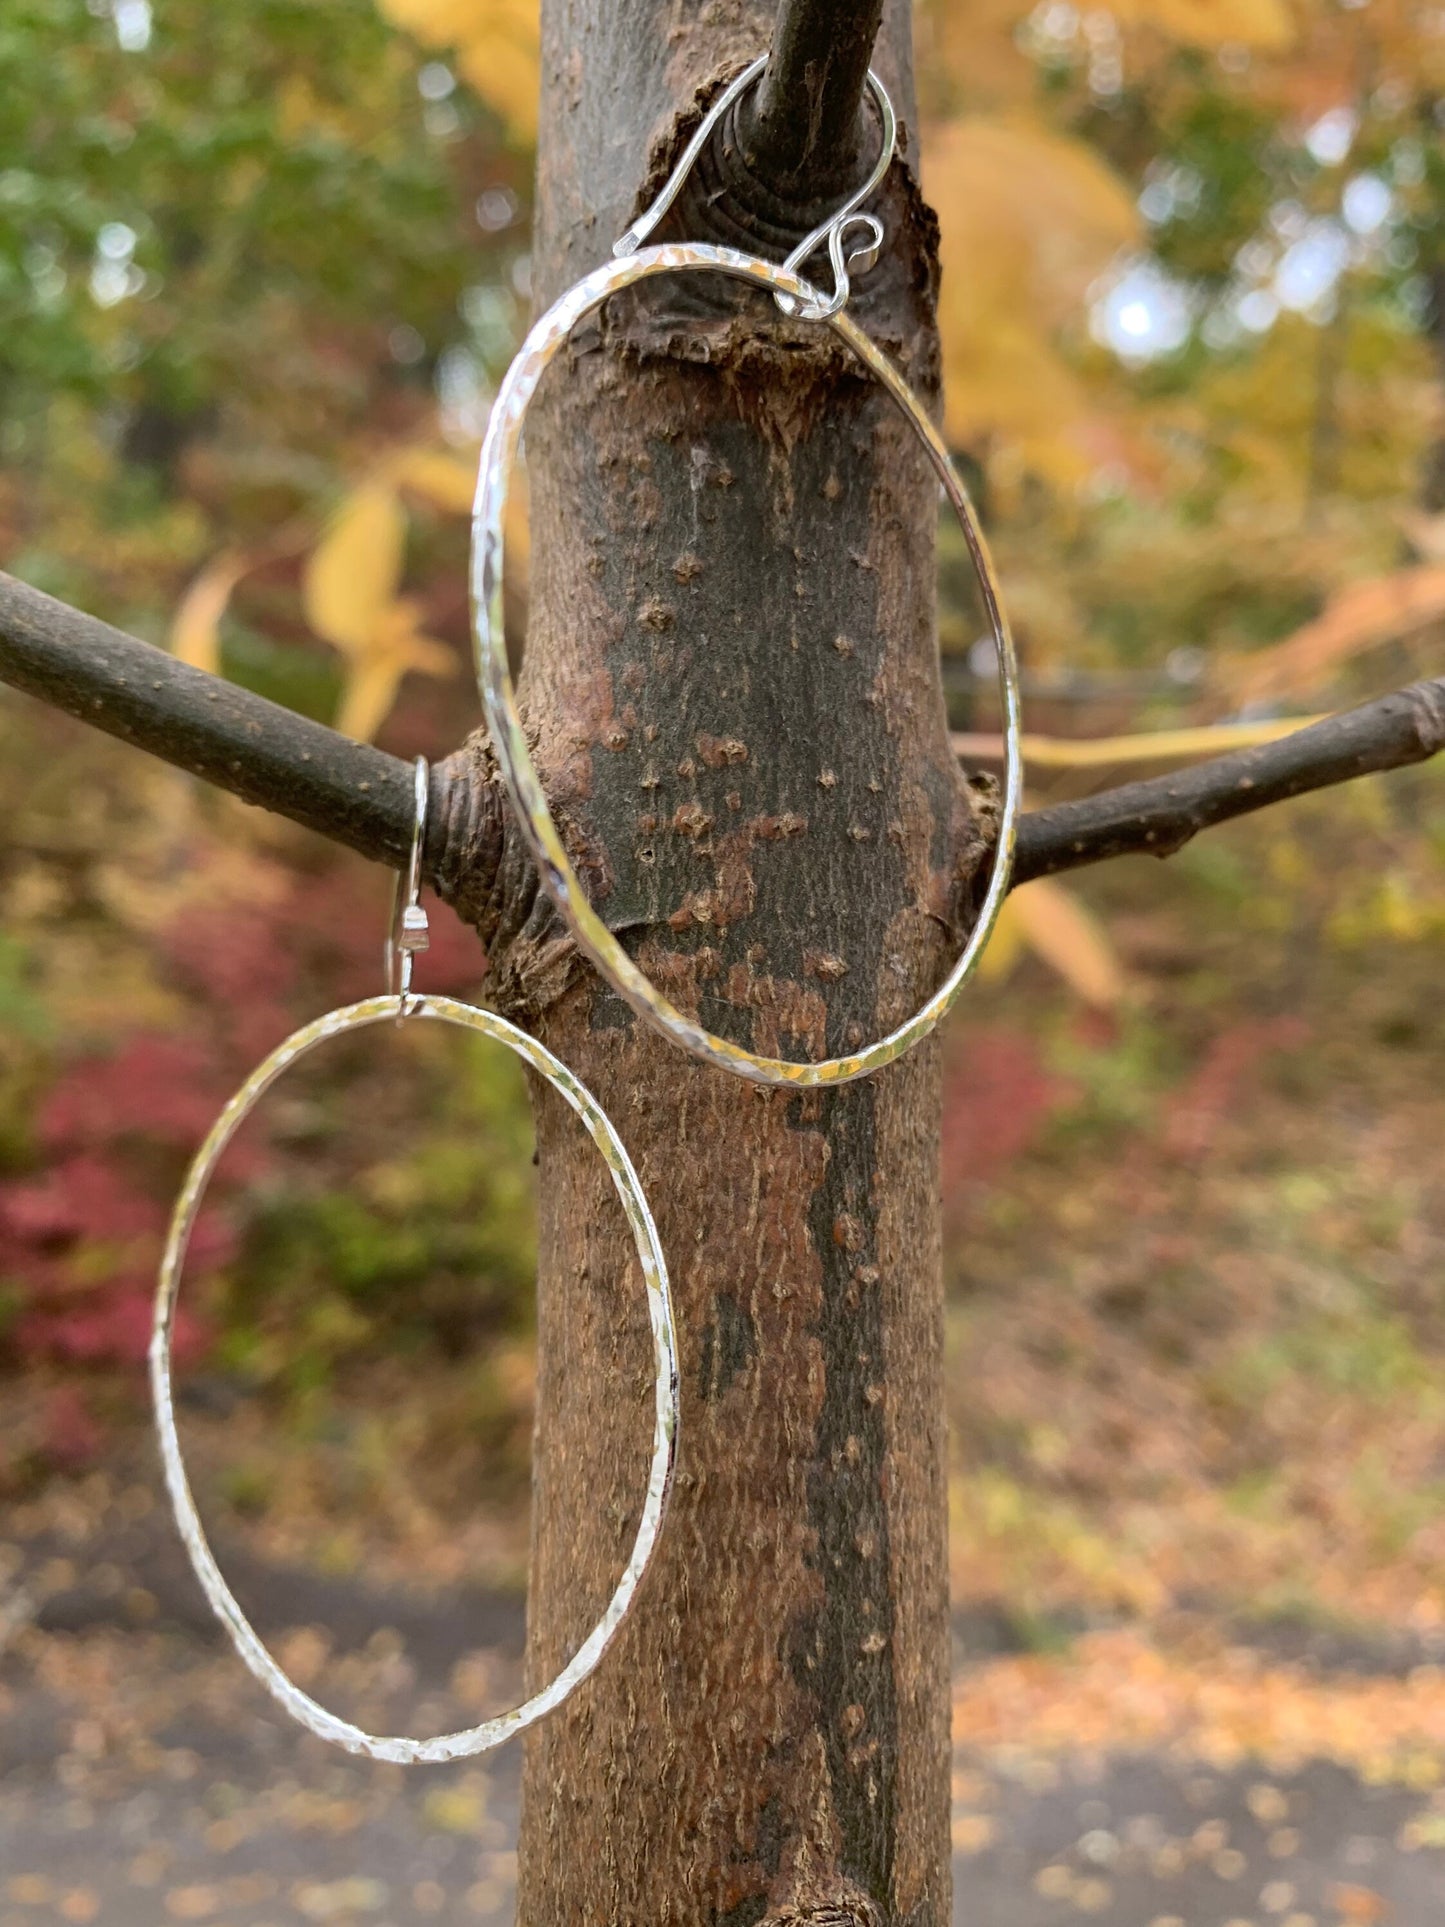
5 1508 1445 1925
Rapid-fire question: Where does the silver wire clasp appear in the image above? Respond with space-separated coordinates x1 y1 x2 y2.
385 755 431 1020
613 52 897 323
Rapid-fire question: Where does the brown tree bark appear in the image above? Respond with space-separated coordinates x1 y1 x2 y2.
493 1 962 1920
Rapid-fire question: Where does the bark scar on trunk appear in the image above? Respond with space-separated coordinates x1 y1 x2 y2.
609 59 941 383
762 1899 884 1926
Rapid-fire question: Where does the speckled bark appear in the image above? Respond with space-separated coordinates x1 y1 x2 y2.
507 4 961 1921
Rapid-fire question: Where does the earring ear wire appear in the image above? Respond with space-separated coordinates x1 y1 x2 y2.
614 53 897 321
152 767 678 1764
385 755 431 1019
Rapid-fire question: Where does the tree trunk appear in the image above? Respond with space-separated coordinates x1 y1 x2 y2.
491 3 965 1919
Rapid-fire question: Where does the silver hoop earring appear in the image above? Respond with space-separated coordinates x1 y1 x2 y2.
470 61 1023 1090
150 758 680 1764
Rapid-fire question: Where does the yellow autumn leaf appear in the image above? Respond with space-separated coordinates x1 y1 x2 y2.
376 0 538 141
933 119 1141 270
943 318 1099 486
457 33 539 139
926 118 1138 477
392 446 479 515
387 440 529 582
1226 564 1445 703
1110 0 1296 52
169 552 250 674
302 482 407 657
377 0 492 40
979 892 1028 984
983 880 1126 1008
917 0 1047 110
503 467 530 592
332 598 456 743
1013 879 1126 1008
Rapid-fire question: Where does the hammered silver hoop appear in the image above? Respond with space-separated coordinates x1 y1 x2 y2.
150 995 679 1764
469 246 1023 1089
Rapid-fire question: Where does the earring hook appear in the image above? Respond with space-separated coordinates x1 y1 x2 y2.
614 53 896 322
385 756 431 1018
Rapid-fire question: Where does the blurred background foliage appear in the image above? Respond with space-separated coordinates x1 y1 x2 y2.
1 0 1444 1635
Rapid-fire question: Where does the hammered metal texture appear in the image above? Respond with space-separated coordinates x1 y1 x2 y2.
468 243 1024 1088
151 994 678 1764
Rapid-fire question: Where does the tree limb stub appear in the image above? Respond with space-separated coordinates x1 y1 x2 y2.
743 0 890 189
0 570 418 864
3 571 1442 906
0 569 513 896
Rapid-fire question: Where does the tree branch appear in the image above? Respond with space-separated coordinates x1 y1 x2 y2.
0 569 441 872
1013 677 1445 883
3 570 1443 915
741 0 888 190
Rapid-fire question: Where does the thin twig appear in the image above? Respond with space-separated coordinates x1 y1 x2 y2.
952 715 1326 771
1012 677 1445 883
